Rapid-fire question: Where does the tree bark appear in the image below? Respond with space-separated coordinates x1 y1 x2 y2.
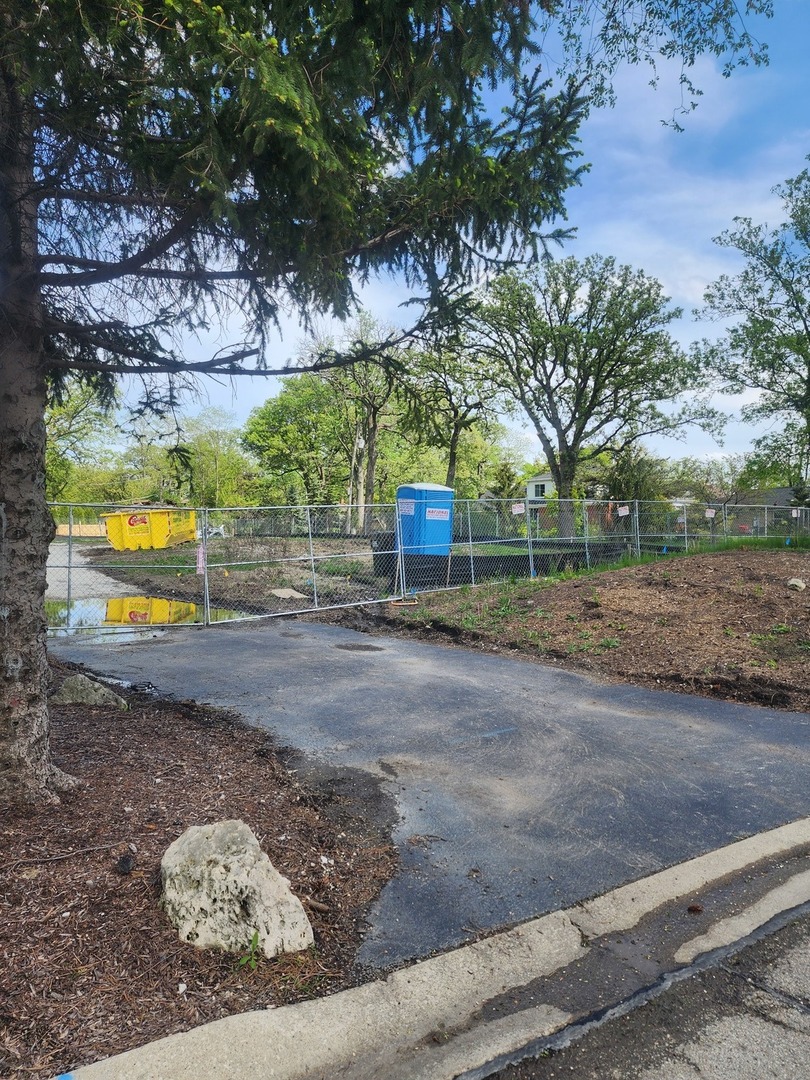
553 454 578 540
0 63 72 803
444 422 461 490
361 417 378 536
0 344 66 803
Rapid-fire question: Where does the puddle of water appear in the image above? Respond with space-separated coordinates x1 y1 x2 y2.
95 674 159 693
46 596 248 638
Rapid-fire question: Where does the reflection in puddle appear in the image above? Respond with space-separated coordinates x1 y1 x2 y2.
47 596 247 636
105 597 197 625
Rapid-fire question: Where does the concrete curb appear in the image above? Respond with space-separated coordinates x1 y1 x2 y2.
63 815 810 1080
674 866 810 963
574 816 810 938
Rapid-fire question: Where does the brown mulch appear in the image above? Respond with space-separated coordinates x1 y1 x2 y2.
0 668 396 1080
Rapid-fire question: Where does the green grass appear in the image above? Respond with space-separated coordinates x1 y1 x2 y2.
458 543 530 556
103 551 197 574
317 558 368 578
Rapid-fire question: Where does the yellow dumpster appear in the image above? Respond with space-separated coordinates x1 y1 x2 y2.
105 597 198 625
101 508 197 551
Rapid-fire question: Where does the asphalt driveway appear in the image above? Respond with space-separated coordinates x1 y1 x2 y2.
50 619 810 969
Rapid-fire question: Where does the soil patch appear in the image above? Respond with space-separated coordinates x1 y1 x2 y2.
0 664 396 1080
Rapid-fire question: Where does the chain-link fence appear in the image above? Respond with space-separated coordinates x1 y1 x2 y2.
47 498 810 634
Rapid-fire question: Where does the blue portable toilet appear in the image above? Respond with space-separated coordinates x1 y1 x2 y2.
396 483 455 555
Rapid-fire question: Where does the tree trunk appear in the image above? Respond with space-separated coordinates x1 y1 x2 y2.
353 452 367 534
0 75 72 801
553 456 578 540
345 426 361 533
361 422 378 536
444 423 461 490
0 345 66 803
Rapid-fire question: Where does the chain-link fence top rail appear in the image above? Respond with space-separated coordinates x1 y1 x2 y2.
47 499 809 633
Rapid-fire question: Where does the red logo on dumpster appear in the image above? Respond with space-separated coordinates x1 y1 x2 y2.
128 514 148 527
128 610 150 622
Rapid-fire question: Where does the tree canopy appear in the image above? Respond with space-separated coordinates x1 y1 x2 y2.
699 166 810 477
397 343 497 490
469 256 719 513
7 0 592 391
3 1 773 389
44 379 118 500
242 375 349 504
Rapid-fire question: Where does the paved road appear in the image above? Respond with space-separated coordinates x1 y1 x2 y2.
50 619 810 969
497 909 810 1080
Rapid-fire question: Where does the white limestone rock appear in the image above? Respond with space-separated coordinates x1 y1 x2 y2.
52 673 128 710
787 578 806 591
161 820 313 958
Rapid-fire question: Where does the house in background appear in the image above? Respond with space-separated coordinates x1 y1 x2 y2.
730 486 800 507
526 471 556 502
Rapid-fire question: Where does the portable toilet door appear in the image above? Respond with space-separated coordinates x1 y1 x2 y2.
396 483 455 555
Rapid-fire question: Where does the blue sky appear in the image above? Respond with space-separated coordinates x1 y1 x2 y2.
178 1 810 465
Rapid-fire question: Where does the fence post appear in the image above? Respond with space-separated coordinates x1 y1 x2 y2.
67 505 73 624
306 507 319 608
525 500 535 578
681 503 689 551
633 500 641 558
722 502 728 541
201 507 210 626
395 499 407 597
466 500 476 586
583 499 591 570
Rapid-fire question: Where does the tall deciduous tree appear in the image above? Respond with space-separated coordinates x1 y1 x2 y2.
699 167 810 475
184 410 257 507
667 454 751 503
398 344 496 490
45 380 118 500
0 1 771 801
739 425 810 492
470 257 719 533
242 377 347 504
590 445 673 503
306 315 402 529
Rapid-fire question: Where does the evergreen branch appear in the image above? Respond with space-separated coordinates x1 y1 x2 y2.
37 188 188 210
40 258 258 283
35 199 208 285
